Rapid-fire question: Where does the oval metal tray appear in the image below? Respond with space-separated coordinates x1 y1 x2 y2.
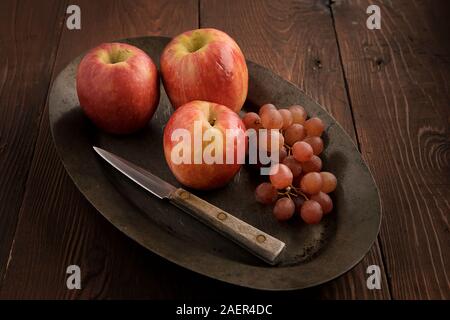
49 36 381 290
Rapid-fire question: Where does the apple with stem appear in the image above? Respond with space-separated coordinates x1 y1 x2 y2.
160 28 248 113
163 100 247 190
76 42 160 134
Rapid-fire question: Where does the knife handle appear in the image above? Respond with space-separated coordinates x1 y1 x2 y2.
169 188 285 265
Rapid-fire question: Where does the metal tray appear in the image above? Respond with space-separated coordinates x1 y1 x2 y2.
49 36 381 290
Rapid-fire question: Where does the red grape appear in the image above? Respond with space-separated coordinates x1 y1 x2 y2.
259 129 284 153
242 112 262 131
255 182 278 205
310 192 333 214
292 141 313 162
282 155 302 178
300 200 323 224
277 131 286 150
301 155 322 173
303 136 324 155
259 103 276 115
292 174 303 189
278 147 288 163
284 124 306 146
279 109 293 130
305 117 325 137
300 172 323 194
260 108 283 129
289 105 307 124
320 172 337 193
293 196 305 211
251 103 337 226
273 197 295 221
269 163 293 189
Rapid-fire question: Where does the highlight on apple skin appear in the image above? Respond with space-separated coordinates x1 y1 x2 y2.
160 28 248 113
76 42 160 134
163 100 247 190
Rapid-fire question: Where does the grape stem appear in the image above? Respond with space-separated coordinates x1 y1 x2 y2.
277 190 291 197
284 144 292 156
291 186 309 200
278 185 305 200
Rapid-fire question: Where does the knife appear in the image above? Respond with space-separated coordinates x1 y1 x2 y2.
93 146 286 265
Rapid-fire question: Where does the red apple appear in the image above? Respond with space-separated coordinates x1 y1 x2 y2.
160 28 248 113
76 42 160 134
163 100 247 190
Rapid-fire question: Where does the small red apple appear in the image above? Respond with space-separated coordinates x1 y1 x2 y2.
160 28 248 113
76 42 160 134
163 100 247 190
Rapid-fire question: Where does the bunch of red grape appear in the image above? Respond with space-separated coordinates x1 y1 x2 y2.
242 104 337 224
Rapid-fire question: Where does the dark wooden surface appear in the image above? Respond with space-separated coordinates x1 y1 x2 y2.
0 0 448 299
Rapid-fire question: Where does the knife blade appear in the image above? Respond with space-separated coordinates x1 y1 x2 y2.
93 146 286 265
93 146 176 199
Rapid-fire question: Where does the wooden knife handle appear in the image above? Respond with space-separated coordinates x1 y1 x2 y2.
169 188 285 265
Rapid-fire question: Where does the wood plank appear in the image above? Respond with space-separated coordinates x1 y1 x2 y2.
0 0 67 282
332 0 450 299
0 0 200 299
1 0 396 299
199 0 391 299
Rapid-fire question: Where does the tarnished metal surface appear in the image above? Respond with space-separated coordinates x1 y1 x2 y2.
49 36 381 290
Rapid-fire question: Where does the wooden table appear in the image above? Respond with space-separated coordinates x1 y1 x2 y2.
0 0 448 300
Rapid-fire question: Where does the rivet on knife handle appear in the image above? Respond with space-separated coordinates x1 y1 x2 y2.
169 188 286 264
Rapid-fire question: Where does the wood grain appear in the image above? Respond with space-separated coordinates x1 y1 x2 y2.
0 0 201 299
1 0 393 299
0 0 67 283
200 0 391 299
332 0 450 299
4 0 447 300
